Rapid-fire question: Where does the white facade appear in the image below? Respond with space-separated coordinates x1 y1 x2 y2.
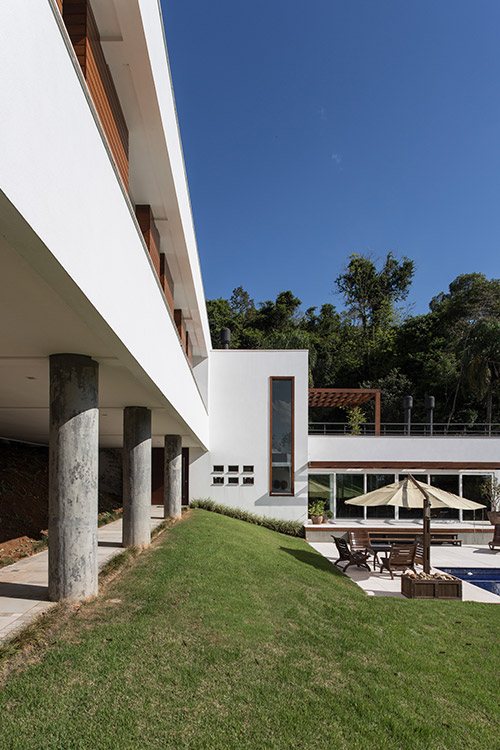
308 435 500 522
0 0 499 537
0 0 209 450
309 435 500 467
190 351 310 521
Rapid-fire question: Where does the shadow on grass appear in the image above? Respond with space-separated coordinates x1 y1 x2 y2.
279 546 341 575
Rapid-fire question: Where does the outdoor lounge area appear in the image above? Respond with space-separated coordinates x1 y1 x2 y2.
309 537 500 603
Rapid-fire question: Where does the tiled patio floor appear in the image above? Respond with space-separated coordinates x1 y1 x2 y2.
0 506 165 642
309 541 500 603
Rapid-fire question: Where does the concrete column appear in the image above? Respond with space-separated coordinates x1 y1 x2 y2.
123 407 152 548
164 435 182 519
48 354 99 602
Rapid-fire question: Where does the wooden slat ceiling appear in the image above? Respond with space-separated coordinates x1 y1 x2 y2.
308 388 379 408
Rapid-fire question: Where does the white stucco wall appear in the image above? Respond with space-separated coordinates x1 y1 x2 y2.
308 435 500 465
190 350 309 521
0 2 208 446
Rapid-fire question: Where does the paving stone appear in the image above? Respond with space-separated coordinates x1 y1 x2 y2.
0 506 165 642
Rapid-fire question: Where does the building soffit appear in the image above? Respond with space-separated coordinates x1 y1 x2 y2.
90 0 211 359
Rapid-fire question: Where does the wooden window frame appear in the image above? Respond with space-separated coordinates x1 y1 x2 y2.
269 376 295 497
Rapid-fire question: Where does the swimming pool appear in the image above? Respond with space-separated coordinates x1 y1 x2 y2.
440 568 500 597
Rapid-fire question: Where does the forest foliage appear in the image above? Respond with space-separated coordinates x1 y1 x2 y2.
206 254 500 427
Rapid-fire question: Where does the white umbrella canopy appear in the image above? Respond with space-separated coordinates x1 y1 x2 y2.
345 476 485 510
345 474 486 573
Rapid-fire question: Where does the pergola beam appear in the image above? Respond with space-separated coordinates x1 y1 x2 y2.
308 388 381 435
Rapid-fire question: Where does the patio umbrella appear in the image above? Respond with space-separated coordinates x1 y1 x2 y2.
345 475 485 573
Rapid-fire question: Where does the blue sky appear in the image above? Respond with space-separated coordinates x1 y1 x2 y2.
161 0 500 316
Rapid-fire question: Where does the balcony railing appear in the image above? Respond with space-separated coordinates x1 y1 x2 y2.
309 422 500 436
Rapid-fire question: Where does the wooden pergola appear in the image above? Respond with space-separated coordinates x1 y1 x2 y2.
308 388 381 435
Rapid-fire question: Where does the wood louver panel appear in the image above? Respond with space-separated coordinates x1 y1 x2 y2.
160 254 175 314
136 205 161 278
62 0 129 190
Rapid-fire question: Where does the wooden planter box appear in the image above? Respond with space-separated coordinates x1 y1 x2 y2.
401 576 462 600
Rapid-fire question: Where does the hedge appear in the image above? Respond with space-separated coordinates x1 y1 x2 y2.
190 498 305 538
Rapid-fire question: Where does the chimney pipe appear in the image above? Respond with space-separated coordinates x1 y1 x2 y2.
403 395 413 435
425 395 435 436
220 328 231 350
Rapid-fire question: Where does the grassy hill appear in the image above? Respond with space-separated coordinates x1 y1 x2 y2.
0 509 498 749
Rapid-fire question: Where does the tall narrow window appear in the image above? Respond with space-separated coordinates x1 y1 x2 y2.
270 377 294 496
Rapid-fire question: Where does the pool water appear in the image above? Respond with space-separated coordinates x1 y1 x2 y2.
440 568 500 597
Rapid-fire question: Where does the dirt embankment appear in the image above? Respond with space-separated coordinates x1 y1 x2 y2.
0 440 122 566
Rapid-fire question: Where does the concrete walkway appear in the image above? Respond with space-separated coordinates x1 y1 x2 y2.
0 506 165 642
309 541 500 603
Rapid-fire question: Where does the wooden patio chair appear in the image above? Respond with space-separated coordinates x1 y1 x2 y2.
379 543 416 579
348 530 377 566
332 535 371 572
489 525 500 551
414 535 425 568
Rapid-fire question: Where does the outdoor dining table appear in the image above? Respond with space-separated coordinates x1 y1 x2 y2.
367 544 393 568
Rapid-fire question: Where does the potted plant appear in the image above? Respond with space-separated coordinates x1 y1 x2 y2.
323 509 333 524
309 500 326 525
483 477 500 525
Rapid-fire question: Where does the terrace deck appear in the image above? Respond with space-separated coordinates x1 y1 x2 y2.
305 521 493 545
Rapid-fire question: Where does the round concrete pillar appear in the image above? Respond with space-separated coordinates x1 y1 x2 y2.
164 435 182 519
123 407 152 548
48 354 99 602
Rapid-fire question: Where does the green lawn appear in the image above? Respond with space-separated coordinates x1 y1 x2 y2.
0 509 499 749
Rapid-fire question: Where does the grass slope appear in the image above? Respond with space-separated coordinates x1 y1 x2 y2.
0 509 499 749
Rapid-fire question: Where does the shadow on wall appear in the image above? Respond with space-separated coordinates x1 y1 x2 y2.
254 494 306 507
279 546 340 576
255 462 308 508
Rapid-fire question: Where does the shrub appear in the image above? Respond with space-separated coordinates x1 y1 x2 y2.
190 499 305 538
97 508 123 528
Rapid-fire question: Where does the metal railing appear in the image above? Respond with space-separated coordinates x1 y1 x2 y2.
308 422 500 436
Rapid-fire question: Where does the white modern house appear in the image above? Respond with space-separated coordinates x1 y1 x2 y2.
0 0 499 602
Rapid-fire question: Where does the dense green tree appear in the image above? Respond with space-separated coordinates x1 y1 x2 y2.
252 291 302 335
205 266 500 428
362 369 414 424
335 252 414 375
430 273 500 425
230 285 255 319
430 273 500 326
463 319 500 428
206 297 237 349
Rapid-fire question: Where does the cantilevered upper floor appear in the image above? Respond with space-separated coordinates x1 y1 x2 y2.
0 0 211 449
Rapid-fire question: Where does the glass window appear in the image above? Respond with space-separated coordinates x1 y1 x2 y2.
398 474 428 519
462 475 491 521
270 378 294 495
336 474 364 518
309 475 331 512
429 475 459 520
366 474 395 519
